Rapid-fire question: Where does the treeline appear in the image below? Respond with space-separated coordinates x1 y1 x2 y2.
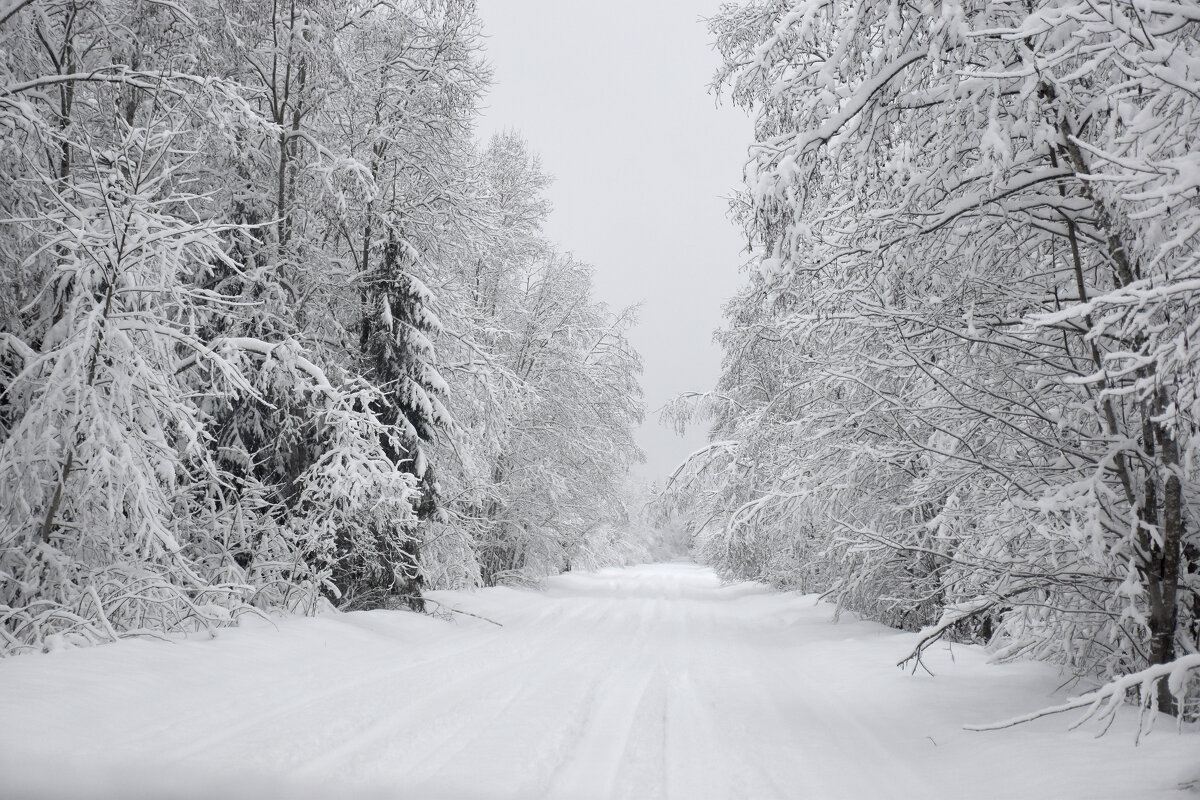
665 0 1199 714
0 0 643 654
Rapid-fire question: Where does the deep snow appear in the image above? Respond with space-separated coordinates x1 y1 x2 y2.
1 562 1196 799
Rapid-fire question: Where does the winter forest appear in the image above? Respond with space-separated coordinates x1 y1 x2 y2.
0 0 646 645
2 1 1200 799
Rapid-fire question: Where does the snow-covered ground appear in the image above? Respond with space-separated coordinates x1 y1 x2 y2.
1 562 1196 800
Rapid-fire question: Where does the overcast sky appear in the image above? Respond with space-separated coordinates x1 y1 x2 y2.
474 0 752 483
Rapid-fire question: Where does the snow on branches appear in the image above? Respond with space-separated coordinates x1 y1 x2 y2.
671 0 1200 719
1 1 646 653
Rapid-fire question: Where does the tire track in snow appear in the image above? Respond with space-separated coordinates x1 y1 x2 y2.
285 599 584 775
122 598 565 770
402 594 661 798
540 605 662 799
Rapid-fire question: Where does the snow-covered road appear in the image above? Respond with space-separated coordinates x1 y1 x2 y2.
1 562 1195 799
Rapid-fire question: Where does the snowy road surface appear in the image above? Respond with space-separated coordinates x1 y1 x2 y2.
1 562 1196 799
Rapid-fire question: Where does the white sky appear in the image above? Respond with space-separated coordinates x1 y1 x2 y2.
474 0 752 483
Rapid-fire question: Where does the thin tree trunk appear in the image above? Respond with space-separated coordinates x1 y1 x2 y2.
1052 107 1186 710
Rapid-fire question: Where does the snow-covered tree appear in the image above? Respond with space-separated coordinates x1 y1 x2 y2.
1 0 647 652
426 134 646 587
670 0 1200 714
